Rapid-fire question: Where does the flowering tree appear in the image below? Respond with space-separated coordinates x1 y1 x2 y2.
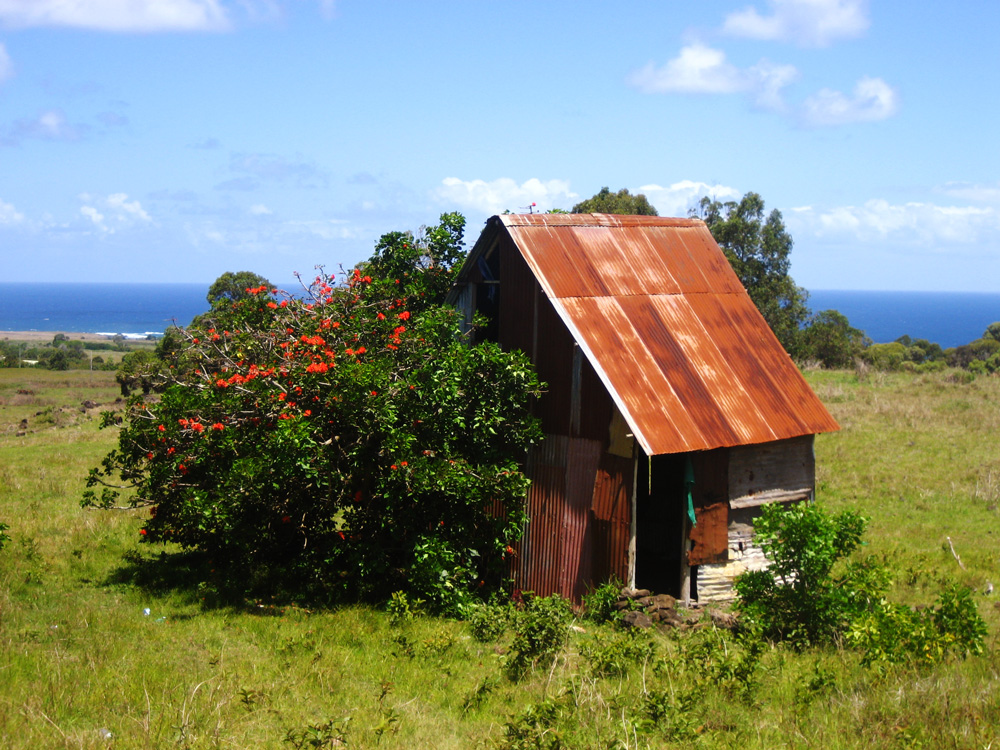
85 214 543 612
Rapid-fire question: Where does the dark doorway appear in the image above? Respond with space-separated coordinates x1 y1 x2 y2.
634 452 686 597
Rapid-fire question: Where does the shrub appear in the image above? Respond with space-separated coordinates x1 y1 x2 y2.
736 503 987 666
467 599 513 642
579 628 654 678
504 593 573 681
85 214 544 608
734 502 869 645
581 578 622 624
846 584 986 669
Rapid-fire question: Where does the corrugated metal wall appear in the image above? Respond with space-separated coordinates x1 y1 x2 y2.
495 236 635 600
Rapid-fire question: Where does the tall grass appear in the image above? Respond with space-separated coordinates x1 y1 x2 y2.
1 367 999 748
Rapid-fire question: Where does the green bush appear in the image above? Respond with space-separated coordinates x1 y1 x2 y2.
581 578 622 624
862 342 908 371
85 214 544 609
847 584 986 669
504 593 573 681
579 628 654 678
467 599 513 642
735 502 869 645
736 503 987 667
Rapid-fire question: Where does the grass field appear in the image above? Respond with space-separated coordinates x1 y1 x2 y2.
1 367 998 749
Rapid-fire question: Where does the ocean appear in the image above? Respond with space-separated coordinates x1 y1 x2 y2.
807 290 1000 349
0 282 209 339
1 283 998 350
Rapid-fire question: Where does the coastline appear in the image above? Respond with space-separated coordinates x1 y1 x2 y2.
1 331 129 343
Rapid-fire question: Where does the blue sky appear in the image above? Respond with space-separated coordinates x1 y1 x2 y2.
0 0 998 292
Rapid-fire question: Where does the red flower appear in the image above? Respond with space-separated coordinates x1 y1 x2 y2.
282 515 292 523
370 390 377 396
377 312 386 321
400 461 408 467
157 424 166 432
211 423 224 431
397 311 410 321
147 452 154 460
139 528 147 536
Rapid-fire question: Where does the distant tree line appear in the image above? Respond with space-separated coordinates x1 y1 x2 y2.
0 334 132 371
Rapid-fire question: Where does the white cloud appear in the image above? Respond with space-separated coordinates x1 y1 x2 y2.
249 203 272 215
801 76 898 126
79 192 152 233
107 192 151 221
0 42 12 83
0 0 230 32
627 43 798 112
435 177 578 215
796 199 1000 246
941 182 1000 205
628 44 745 95
80 205 108 232
722 0 869 47
0 196 23 224
637 181 741 217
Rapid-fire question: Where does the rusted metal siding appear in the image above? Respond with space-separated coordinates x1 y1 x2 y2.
495 213 839 455
590 451 633 589
515 435 632 599
688 449 730 566
451 212 838 601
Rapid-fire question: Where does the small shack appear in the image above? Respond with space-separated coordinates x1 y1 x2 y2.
450 213 839 602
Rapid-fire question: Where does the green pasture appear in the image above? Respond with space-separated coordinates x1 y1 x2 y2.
1 367 998 748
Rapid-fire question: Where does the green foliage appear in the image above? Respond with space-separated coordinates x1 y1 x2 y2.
467 599 514 642
283 717 351 748
693 192 809 357
499 695 568 750
737 502 987 667
570 186 658 215
362 210 466 310
802 309 868 368
581 578 622 624
206 270 272 306
504 593 573 681
386 590 424 625
579 628 654 678
0 521 9 552
85 213 543 609
862 341 908 371
734 502 870 645
948 337 1000 371
114 349 164 396
846 584 986 669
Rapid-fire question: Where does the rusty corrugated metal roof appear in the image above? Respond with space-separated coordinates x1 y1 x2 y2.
466 212 839 456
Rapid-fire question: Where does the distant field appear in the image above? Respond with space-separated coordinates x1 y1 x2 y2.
0 366 998 748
